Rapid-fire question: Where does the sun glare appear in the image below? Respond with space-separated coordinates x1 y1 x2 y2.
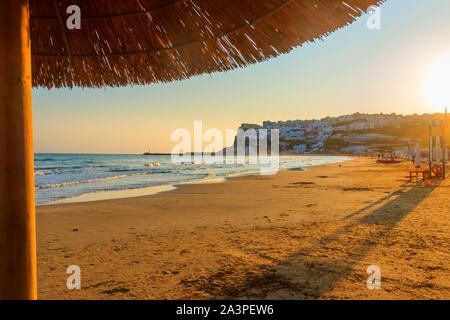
425 52 450 111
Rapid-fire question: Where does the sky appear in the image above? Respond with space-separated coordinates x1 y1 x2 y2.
33 0 450 154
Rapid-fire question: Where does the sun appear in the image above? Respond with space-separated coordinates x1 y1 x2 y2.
425 52 450 111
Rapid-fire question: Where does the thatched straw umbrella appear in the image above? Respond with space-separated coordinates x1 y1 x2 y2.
0 0 383 299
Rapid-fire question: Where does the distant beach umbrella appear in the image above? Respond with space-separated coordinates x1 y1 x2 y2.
0 0 384 299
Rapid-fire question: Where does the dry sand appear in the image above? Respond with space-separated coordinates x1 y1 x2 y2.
36 158 450 299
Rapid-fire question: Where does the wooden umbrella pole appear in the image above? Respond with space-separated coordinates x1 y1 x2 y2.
0 0 37 299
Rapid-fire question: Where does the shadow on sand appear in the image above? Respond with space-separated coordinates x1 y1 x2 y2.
208 182 439 299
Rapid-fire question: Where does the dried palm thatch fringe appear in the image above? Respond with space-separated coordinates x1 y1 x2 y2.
30 0 385 88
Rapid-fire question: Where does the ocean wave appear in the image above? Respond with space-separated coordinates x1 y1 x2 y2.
110 168 143 173
36 166 84 171
110 168 173 174
34 169 175 190
34 154 354 204
36 174 129 190
34 169 72 176
149 169 173 174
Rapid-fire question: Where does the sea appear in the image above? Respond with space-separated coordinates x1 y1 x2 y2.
34 153 352 205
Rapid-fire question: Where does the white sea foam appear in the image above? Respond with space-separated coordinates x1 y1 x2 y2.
145 162 160 167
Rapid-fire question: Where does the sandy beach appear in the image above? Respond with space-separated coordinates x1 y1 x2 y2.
36 158 450 300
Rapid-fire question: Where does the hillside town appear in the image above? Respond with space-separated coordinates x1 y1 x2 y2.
229 112 448 156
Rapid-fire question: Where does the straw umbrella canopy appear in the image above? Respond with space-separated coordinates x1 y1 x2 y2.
0 0 384 299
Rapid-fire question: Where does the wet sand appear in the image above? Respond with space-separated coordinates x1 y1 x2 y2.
36 158 450 299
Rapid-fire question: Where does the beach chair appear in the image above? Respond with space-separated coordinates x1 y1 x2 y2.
409 166 430 183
